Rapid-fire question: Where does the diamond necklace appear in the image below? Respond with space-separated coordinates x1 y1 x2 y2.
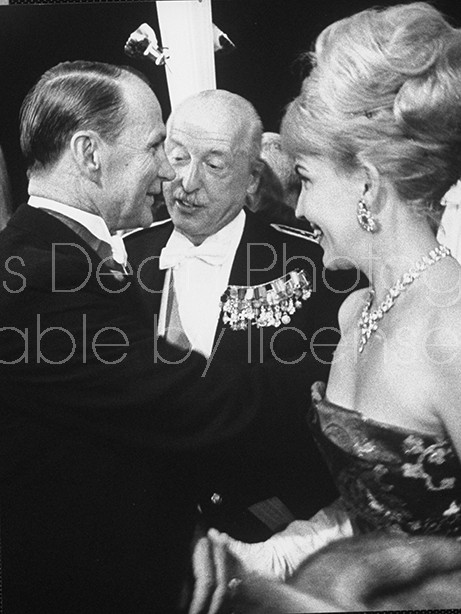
358 244 451 353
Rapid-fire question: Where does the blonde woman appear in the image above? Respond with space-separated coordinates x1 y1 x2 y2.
210 2 461 591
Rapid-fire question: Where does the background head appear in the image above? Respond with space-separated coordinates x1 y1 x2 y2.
163 89 263 245
260 131 300 209
20 60 174 231
281 2 461 231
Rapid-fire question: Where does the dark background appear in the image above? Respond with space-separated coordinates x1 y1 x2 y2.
1 0 460 205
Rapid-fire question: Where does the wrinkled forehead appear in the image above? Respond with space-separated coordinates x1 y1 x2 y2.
167 101 249 152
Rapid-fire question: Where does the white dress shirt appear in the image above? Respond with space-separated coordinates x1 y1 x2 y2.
158 210 245 357
27 195 127 266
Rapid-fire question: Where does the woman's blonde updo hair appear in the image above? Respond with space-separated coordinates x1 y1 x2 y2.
281 2 461 225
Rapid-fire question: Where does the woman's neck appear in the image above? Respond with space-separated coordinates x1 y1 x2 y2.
360 212 440 306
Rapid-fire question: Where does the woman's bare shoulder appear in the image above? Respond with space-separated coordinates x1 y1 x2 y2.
428 343 461 460
423 278 461 456
424 259 461 356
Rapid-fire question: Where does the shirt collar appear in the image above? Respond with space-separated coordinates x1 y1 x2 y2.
28 195 113 244
28 195 127 266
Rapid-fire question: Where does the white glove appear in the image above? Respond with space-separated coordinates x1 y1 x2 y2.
209 499 353 581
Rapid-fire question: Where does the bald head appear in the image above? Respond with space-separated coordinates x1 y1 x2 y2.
169 90 263 166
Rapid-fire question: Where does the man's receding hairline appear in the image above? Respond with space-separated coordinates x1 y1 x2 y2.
119 70 153 97
170 97 256 143
176 91 255 120
168 125 241 143
117 71 162 124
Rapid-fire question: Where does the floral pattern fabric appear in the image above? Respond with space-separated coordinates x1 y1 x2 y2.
308 382 461 536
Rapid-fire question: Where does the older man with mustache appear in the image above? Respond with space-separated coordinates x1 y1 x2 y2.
125 89 361 545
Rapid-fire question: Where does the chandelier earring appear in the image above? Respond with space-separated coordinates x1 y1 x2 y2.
357 199 378 233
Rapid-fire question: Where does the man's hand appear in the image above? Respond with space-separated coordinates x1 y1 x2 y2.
187 527 240 614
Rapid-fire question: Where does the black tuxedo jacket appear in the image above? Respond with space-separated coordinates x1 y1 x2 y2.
0 205 337 613
125 211 361 541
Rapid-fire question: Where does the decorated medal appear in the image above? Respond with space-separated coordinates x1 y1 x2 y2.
220 269 312 330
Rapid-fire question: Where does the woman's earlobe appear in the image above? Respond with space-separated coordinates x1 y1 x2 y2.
357 198 379 233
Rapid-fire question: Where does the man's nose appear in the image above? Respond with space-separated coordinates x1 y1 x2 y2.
181 162 201 193
159 149 175 182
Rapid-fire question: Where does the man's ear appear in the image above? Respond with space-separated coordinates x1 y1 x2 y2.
70 131 102 180
247 158 264 195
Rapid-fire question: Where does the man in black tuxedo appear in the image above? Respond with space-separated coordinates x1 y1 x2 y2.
125 90 361 544
0 62 339 613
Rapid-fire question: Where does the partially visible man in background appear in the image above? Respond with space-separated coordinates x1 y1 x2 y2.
246 130 306 228
261 131 301 210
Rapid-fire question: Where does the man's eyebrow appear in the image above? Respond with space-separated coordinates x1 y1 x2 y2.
207 148 231 157
165 139 232 158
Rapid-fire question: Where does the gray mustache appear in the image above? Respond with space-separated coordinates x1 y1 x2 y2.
173 191 204 207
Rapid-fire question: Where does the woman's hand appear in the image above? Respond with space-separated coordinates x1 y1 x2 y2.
209 500 353 581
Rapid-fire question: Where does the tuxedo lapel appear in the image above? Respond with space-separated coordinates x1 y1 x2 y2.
150 267 167 316
228 211 285 286
147 224 173 316
125 221 174 318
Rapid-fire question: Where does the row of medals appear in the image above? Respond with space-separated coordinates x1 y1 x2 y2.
220 269 312 330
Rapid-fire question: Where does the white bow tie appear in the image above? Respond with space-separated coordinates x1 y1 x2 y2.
159 237 228 270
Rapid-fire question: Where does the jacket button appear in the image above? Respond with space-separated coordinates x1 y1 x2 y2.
210 492 223 505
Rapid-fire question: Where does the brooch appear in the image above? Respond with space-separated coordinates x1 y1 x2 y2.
220 269 312 330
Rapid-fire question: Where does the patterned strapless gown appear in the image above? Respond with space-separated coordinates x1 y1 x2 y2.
308 382 461 536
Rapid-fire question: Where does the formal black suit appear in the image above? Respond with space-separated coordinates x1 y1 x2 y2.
0 205 337 613
125 210 361 541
